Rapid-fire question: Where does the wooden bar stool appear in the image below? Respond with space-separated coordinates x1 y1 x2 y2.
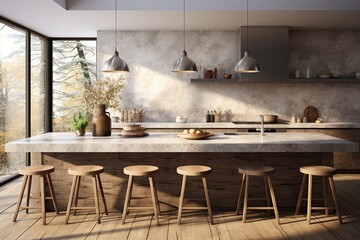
13 165 59 225
236 165 280 225
122 165 160 225
295 165 342 225
177 165 214 225
65 165 108 224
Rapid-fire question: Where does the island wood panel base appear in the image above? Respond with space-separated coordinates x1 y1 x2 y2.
40 152 332 211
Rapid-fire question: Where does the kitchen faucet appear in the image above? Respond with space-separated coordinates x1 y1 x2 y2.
259 115 264 136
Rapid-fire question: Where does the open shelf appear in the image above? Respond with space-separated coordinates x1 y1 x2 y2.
191 78 360 83
191 78 239 83
288 78 360 83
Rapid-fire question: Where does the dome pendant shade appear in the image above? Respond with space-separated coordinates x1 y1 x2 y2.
171 50 198 72
234 51 260 73
103 50 129 72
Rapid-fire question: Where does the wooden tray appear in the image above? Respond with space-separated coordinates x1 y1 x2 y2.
118 132 149 138
177 133 214 140
119 131 149 137
304 106 318 122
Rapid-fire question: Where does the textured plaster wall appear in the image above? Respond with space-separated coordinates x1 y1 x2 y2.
97 30 360 122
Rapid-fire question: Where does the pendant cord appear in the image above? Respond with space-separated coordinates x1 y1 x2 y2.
115 0 117 52
183 0 186 52
246 0 248 52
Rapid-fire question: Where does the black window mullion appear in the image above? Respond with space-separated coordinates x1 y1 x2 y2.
26 31 31 166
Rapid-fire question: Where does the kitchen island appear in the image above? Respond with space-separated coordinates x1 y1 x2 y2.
5 132 358 211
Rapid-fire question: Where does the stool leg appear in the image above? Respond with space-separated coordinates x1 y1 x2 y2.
307 175 313 225
242 175 249 223
126 178 133 215
264 176 271 216
40 175 46 225
295 174 307 215
25 175 32 214
177 175 187 225
13 175 28 222
149 176 160 225
96 174 108 215
73 176 81 216
65 175 77 224
92 175 101 224
152 179 161 216
202 176 214 225
328 176 342 224
46 174 59 214
122 175 133 225
323 176 329 216
236 174 246 215
267 176 280 225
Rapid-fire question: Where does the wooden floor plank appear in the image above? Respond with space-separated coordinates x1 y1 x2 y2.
86 211 133 240
17 211 98 240
221 211 284 240
126 211 153 240
0 178 22 213
0 204 41 240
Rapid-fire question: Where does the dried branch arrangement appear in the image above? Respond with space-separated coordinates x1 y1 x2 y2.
82 76 124 113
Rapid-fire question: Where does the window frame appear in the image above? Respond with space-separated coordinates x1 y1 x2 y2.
0 17 96 185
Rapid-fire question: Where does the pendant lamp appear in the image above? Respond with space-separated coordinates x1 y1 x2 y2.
234 0 260 73
171 0 197 72
103 0 129 72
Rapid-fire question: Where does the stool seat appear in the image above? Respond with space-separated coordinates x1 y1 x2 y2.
300 166 336 177
68 165 104 176
66 165 108 224
14 165 59 225
177 165 213 225
177 165 212 176
238 165 274 176
124 165 159 176
18 165 54 176
236 165 280 225
122 165 160 225
296 165 342 225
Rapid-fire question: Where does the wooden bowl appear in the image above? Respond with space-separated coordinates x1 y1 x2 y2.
223 74 232 79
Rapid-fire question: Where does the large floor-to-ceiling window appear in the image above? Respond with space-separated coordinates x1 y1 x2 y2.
0 18 97 184
52 40 96 132
0 19 47 183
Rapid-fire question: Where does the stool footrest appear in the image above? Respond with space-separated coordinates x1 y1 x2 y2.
311 207 335 210
70 206 96 210
182 206 209 210
20 206 41 210
247 206 275 210
128 206 155 210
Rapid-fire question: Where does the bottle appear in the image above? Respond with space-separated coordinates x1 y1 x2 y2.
210 111 215 122
206 111 211 122
213 67 217 79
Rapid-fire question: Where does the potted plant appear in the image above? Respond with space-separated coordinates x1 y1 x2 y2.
72 112 88 136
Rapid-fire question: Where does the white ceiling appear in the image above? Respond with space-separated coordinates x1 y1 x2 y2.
0 0 360 37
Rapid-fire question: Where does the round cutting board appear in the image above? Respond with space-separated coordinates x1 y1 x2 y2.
304 106 318 122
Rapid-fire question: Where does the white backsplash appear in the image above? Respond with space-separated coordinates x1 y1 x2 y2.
97 30 360 122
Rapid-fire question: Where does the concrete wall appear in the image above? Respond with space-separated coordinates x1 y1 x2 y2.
97 30 360 122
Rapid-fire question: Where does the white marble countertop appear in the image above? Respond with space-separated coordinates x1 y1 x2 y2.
5 132 358 153
112 122 360 129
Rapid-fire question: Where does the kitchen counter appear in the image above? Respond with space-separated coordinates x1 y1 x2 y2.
6 132 357 211
112 121 360 129
5 132 358 153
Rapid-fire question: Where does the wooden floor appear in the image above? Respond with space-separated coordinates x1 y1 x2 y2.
1 174 360 239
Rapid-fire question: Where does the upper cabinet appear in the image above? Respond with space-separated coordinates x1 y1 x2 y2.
238 26 289 82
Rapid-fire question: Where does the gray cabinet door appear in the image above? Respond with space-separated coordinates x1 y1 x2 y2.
239 26 288 82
